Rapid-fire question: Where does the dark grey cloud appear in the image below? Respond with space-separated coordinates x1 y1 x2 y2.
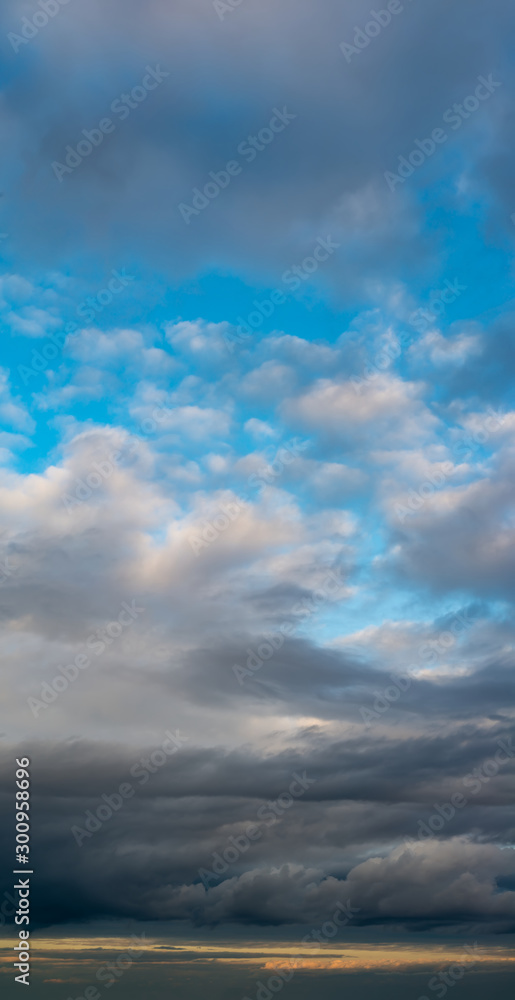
385 448 515 599
2 725 515 930
1 0 514 299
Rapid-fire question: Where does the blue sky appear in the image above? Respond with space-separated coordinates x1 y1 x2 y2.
1 0 515 994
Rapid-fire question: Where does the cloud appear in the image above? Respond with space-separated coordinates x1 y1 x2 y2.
2 727 515 930
0 0 511 296
0 367 35 434
384 441 515 598
282 374 438 451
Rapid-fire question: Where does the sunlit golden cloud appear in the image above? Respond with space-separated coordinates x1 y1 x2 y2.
1 937 515 976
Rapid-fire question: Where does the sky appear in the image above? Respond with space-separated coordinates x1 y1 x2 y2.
0 0 515 997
